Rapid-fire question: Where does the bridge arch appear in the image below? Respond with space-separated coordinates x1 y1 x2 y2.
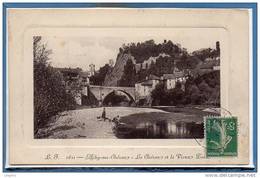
87 85 136 106
102 89 135 106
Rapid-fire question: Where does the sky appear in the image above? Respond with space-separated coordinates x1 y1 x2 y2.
42 29 223 71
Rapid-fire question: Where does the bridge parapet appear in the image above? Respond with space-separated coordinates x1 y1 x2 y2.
89 85 135 90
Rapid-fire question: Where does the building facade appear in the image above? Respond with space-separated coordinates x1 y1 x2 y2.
135 74 160 99
56 67 90 105
162 71 186 90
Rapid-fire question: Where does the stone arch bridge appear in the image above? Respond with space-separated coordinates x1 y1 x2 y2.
83 85 136 105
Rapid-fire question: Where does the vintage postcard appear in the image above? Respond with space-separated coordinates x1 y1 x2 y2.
5 7 254 168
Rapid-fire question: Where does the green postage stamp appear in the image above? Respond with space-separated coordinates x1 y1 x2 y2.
205 117 238 157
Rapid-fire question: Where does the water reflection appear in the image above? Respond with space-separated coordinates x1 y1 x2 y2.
113 120 204 139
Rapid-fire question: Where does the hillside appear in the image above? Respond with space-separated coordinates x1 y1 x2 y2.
103 52 135 86
96 40 220 87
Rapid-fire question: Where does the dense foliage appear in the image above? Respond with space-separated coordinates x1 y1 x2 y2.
89 64 112 85
151 81 185 106
151 71 220 106
118 59 136 87
34 36 76 136
95 39 220 87
119 40 219 86
120 39 185 63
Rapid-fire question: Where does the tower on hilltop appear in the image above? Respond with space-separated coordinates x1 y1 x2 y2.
216 41 220 56
109 59 114 67
89 64 95 76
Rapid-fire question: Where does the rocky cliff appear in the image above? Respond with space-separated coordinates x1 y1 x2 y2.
103 52 135 86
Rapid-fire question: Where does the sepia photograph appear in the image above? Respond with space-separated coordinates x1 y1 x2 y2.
34 34 221 139
5 5 254 167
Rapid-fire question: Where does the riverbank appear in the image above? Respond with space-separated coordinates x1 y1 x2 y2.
119 106 215 127
35 106 218 139
35 107 167 139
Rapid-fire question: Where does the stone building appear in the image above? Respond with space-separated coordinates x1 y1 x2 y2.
135 74 160 100
162 71 186 90
56 67 90 105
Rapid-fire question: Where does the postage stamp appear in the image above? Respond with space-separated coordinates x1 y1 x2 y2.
205 117 238 157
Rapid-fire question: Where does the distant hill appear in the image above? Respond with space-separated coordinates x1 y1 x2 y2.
93 40 220 87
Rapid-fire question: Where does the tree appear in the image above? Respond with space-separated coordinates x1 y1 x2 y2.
34 36 76 136
151 82 167 105
89 64 112 85
33 36 52 64
198 80 212 99
119 59 136 87
170 81 185 105
161 40 174 54
148 61 160 76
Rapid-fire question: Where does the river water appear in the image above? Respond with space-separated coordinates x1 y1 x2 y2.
113 120 204 139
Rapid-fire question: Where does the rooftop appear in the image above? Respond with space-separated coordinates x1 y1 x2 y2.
136 74 160 84
141 80 153 86
200 60 220 69
162 74 175 79
162 71 185 80
147 74 160 80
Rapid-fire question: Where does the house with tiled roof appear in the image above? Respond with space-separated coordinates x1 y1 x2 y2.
135 74 160 100
55 67 90 105
135 71 188 102
162 71 186 90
